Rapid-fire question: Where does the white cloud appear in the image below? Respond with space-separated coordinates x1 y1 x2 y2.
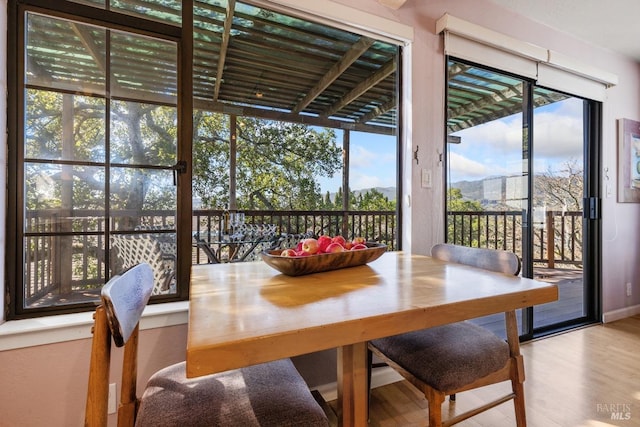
533 111 582 159
448 151 492 180
449 98 584 181
351 173 388 189
350 145 377 169
349 144 396 189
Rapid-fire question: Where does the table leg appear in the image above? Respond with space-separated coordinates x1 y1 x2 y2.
337 342 368 427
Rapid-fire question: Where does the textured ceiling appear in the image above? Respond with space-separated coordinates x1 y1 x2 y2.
488 0 640 61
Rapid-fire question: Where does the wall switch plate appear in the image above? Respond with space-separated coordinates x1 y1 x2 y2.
626 282 632 297
421 168 432 188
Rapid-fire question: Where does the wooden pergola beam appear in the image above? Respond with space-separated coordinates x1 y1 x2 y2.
196 98 394 135
292 36 374 114
213 0 235 101
358 97 396 124
325 59 396 117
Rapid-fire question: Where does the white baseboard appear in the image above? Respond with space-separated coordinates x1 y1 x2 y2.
602 304 640 323
314 366 403 403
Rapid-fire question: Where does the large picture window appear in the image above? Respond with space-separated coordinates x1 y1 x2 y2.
8 0 401 318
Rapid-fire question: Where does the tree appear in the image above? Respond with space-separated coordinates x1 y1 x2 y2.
193 114 342 210
447 187 483 212
353 188 395 211
534 158 583 210
26 91 344 217
533 159 583 264
446 188 483 246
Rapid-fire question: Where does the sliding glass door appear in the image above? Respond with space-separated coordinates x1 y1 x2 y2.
446 59 599 338
531 89 586 330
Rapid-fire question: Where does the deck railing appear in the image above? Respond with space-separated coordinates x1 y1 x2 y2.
447 210 582 267
24 209 397 305
193 209 397 247
23 208 581 306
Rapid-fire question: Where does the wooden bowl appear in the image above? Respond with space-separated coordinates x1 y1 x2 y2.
261 242 387 276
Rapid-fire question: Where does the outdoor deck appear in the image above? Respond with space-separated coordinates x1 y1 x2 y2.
472 267 585 336
23 208 586 334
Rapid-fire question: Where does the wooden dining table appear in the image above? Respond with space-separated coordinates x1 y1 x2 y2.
186 251 558 426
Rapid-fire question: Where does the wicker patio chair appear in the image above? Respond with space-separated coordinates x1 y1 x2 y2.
110 234 175 295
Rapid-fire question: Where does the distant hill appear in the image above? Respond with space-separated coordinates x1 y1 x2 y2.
451 179 485 201
328 186 397 202
354 186 397 201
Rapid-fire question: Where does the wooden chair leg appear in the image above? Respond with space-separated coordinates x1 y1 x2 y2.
426 389 445 427
118 325 140 427
512 378 526 427
506 310 526 427
85 307 111 427
367 348 373 421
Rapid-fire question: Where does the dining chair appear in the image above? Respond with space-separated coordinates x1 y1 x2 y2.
84 263 330 427
368 243 524 427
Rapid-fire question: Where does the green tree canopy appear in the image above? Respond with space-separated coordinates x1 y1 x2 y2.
193 114 342 210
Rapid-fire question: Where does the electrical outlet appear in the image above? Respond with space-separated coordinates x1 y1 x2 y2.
108 383 117 414
626 282 632 297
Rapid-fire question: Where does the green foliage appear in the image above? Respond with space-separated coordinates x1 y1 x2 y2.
192 111 230 208
446 187 482 212
26 92 394 216
446 188 483 246
312 187 396 211
193 114 343 210
354 188 395 210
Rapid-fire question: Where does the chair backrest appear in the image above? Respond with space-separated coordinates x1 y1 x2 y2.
275 231 314 250
431 243 521 276
85 264 154 427
111 234 175 294
133 225 177 256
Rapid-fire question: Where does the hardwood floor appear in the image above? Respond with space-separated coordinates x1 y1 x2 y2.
351 315 640 427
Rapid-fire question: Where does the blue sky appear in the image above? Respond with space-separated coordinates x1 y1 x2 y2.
317 130 397 193
448 97 584 183
316 96 583 194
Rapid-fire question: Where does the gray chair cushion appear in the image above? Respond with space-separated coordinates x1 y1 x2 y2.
136 358 329 427
370 321 509 391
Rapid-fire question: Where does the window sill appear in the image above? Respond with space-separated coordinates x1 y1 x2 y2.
0 301 188 351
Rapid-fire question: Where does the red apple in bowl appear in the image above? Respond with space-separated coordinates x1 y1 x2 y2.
352 236 366 245
317 235 332 253
280 248 297 257
301 238 319 255
351 243 367 250
325 242 346 253
331 235 346 246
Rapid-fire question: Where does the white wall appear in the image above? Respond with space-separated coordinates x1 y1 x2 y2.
2 1 640 425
